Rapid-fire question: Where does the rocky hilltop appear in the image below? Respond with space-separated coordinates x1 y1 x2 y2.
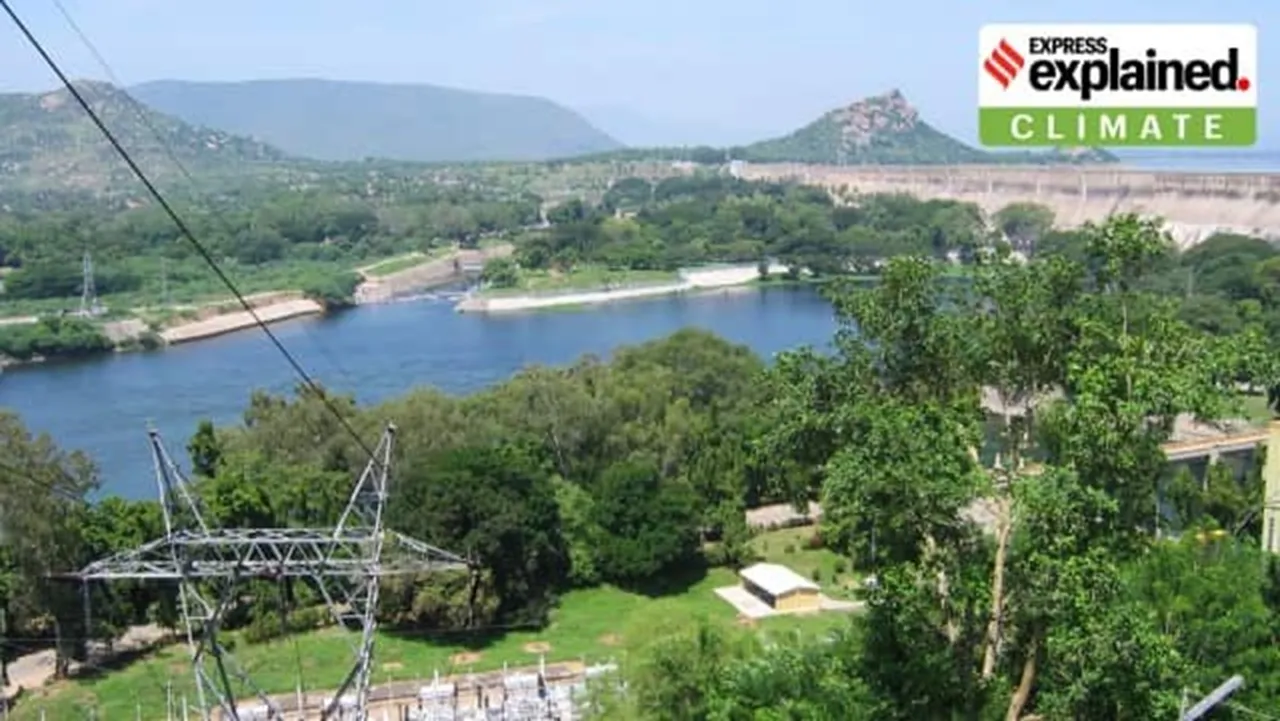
742 90 1115 166
0 81 289 192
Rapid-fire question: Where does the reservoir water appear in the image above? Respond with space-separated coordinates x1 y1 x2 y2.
0 286 837 499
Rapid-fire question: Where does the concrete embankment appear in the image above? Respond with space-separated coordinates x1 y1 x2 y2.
737 163 1280 248
355 244 514 304
160 298 323 345
456 264 785 313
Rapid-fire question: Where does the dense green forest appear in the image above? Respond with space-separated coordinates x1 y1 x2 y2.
5 212 1280 718
512 175 988 274
0 183 538 291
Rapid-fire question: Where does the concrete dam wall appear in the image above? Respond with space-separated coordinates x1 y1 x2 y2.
736 163 1280 248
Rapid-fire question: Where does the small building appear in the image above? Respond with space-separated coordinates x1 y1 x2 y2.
738 562 821 613
455 249 486 274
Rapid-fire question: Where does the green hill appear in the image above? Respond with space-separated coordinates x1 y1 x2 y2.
742 90 1117 165
0 81 288 191
130 79 624 164
576 90 1116 166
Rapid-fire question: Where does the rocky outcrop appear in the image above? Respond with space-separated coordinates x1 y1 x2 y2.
830 90 921 147
739 162 1280 247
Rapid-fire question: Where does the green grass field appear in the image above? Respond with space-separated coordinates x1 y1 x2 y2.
1238 392 1273 425
360 252 432 278
0 259 361 320
13 530 854 719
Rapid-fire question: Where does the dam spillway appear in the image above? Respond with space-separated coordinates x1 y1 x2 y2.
735 162 1280 247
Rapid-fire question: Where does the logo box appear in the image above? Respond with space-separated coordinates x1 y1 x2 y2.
978 24 1257 147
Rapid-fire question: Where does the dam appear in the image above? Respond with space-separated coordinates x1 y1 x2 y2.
735 162 1280 248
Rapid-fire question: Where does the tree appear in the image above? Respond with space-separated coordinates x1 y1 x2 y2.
626 618 753 721
761 213 1259 720
481 256 520 288
387 443 568 626
0 412 99 677
970 248 1083 680
708 627 872 719
994 202 1055 252
592 459 700 585
187 418 223 478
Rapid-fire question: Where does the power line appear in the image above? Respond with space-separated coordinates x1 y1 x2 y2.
0 0 378 464
47 0 356 385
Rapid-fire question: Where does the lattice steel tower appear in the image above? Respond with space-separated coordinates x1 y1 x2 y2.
78 250 101 317
75 424 469 720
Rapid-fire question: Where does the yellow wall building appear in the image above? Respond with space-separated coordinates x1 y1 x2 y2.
1261 422 1280 553
739 562 822 613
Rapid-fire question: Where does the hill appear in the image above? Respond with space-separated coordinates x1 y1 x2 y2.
576 91 1116 166
741 90 1117 165
0 81 288 191
130 79 624 164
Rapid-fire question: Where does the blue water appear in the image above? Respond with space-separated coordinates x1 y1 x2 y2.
0 287 837 499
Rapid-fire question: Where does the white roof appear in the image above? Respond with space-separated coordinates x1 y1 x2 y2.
739 562 819 596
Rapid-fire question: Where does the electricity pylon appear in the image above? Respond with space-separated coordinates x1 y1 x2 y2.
78 250 102 317
74 423 469 720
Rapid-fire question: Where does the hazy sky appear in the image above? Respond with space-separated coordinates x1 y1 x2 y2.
0 0 1270 146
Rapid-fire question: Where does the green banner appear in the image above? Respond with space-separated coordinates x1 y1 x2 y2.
978 107 1256 147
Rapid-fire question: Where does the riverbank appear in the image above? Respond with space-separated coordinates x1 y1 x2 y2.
0 246 508 365
354 243 513 304
455 264 788 313
158 297 324 345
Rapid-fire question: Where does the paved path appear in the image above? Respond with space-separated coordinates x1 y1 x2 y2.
4 624 169 701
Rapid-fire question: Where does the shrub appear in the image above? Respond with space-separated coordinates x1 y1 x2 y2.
301 270 361 309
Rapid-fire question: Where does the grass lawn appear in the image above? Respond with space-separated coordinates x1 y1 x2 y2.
13 565 848 719
1237 392 1273 425
360 252 431 278
482 266 680 298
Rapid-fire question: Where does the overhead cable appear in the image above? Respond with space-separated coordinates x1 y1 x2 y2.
0 0 377 463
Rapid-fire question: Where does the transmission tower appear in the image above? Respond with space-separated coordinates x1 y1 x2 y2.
73 424 469 720
78 250 102 317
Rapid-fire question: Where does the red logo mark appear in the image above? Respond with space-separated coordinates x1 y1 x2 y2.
983 39 1025 89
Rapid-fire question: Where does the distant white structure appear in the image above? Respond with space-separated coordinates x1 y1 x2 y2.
738 562 821 612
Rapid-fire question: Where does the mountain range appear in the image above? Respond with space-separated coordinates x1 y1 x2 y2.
0 81 286 191
129 79 624 163
0 80 1116 192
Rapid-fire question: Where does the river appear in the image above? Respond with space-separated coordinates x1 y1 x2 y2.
0 286 837 499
